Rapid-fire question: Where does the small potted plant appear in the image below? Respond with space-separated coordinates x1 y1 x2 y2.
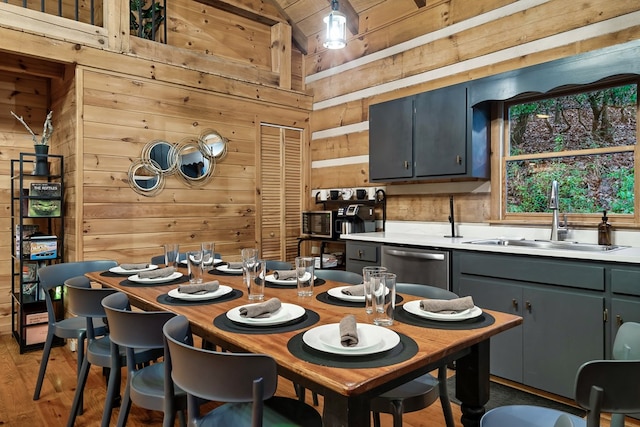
11 110 54 176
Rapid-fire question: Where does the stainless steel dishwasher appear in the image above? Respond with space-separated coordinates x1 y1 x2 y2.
381 245 450 290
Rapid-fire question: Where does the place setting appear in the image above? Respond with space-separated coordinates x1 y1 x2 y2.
120 266 189 287
213 297 320 334
210 261 245 276
318 283 403 307
100 262 158 278
287 314 418 368
394 295 495 329
157 280 242 306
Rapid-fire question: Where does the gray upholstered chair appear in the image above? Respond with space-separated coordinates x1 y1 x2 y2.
314 269 363 284
33 260 117 410
102 292 186 427
481 360 640 427
64 277 160 427
265 260 292 271
163 315 323 427
369 282 456 427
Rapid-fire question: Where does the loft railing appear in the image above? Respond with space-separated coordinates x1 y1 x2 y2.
3 0 167 43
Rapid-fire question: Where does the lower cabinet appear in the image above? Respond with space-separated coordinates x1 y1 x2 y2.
345 241 380 274
454 251 605 398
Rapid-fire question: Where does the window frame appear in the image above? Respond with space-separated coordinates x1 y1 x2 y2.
494 76 640 227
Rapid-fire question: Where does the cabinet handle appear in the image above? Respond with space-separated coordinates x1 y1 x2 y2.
616 315 623 327
456 155 462 165
512 299 518 310
525 301 532 313
403 160 409 169
358 249 363 258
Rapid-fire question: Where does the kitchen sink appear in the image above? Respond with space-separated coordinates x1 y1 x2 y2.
464 238 627 252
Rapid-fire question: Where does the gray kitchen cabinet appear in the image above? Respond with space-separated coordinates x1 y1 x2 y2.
610 267 640 355
369 83 490 182
454 251 605 398
345 240 380 274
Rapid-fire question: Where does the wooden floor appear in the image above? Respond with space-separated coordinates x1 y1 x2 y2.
0 334 634 427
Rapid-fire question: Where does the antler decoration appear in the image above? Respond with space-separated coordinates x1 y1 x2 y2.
11 110 54 145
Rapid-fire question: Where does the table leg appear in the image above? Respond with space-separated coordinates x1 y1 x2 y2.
455 339 490 427
322 392 370 427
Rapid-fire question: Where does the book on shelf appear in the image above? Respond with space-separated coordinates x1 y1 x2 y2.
28 182 62 217
15 224 39 258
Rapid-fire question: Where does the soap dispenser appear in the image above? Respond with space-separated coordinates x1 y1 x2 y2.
598 210 612 246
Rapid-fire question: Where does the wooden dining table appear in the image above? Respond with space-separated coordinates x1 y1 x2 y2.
86 265 522 427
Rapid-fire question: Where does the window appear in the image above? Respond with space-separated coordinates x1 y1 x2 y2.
502 79 637 222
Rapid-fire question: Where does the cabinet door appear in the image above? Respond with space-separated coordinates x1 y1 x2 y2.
414 84 467 177
523 287 604 398
369 96 414 181
459 276 523 383
611 297 640 350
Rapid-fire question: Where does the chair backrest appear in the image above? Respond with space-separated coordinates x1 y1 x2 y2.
163 315 278 403
396 282 459 300
265 260 292 271
151 252 217 265
37 260 118 325
102 292 176 349
574 360 640 427
314 269 363 285
612 322 640 360
64 278 118 319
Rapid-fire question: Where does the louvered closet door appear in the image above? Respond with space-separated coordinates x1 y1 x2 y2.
259 125 302 262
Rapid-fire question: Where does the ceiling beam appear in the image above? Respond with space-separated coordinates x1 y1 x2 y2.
334 0 359 36
414 0 427 7
263 0 308 55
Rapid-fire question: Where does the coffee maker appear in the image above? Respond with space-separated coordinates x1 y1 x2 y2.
335 204 376 235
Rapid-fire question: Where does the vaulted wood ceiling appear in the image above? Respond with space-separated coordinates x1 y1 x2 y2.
195 0 429 54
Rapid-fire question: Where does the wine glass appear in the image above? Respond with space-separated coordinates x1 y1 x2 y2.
241 248 259 294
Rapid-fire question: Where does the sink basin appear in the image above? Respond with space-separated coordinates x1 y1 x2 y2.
464 238 627 252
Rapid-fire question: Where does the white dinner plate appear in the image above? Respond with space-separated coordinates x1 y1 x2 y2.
216 264 243 274
326 285 389 302
109 264 158 275
181 258 223 266
128 271 183 284
264 273 317 286
303 323 400 356
226 303 306 326
167 285 233 301
402 300 483 321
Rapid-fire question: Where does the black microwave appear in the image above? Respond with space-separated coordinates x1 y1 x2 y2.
301 210 336 239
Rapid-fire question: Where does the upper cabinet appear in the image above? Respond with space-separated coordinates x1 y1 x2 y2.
369 83 490 182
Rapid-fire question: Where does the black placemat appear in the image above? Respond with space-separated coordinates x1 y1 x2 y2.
213 309 320 334
118 275 190 288
262 278 326 289
393 306 495 330
287 332 418 368
207 268 244 277
100 270 124 278
156 289 243 306
315 291 403 308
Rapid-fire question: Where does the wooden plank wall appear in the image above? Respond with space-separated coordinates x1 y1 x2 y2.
305 0 640 223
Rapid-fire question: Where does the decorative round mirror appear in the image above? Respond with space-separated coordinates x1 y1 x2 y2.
128 159 164 196
141 139 178 175
176 138 215 186
198 129 228 160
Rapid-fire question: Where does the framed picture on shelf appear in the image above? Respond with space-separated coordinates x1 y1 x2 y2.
28 183 62 217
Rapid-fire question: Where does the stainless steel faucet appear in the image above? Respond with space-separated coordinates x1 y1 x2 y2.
549 180 568 241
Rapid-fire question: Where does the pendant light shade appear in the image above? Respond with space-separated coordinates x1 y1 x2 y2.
323 0 347 49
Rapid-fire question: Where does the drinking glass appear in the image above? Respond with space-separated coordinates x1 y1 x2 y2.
186 250 204 284
164 243 180 268
372 272 396 326
363 266 388 314
241 248 259 294
295 256 315 297
247 259 265 301
201 242 215 271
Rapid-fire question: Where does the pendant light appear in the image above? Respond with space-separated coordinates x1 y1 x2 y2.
323 0 347 49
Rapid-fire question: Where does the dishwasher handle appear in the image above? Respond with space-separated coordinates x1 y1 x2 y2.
384 248 445 261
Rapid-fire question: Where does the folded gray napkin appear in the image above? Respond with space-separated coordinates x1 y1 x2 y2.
339 315 359 347
420 296 475 314
239 297 282 318
273 270 296 280
341 284 365 296
177 280 219 294
138 266 176 279
120 263 149 270
227 262 243 269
